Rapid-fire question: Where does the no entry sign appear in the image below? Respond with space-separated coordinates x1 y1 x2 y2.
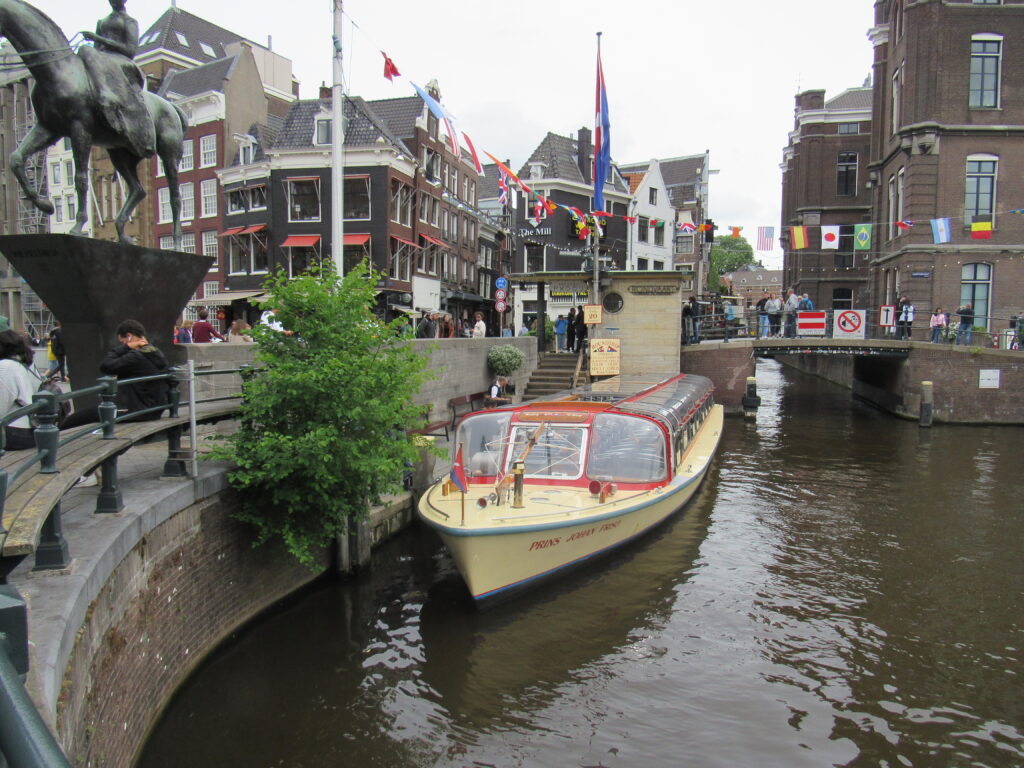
833 309 866 339
796 311 827 336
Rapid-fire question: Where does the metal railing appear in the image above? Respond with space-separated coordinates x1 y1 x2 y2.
0 365 246 767
683 308 1024 348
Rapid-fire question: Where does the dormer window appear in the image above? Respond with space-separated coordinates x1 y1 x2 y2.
200 42 215 57
315 117 331 146
175 32 189 47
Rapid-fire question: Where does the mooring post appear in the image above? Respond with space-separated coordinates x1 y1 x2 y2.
741 376 761 419
919 381 934 428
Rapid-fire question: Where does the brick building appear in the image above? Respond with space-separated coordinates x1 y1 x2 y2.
780 86 873 309
866 0 1024 333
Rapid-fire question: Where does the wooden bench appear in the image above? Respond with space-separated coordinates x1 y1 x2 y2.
448 391 489 430
407 406 451 440
0 400 241 575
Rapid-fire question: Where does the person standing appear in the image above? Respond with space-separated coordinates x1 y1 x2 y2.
565 307 577 353
897 297 915 340
755 293 770 338
175 320 193 344
0 330 42 450
415 310 436 339
929 307 946 343
554 314 568 352
227 320 254 343
956 302 974 345
191 309 225 343
46 322 67 381
783 289 800 338
472 311 487 338
574 305 588 355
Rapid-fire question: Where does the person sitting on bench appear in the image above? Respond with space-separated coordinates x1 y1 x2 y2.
485 376 512 407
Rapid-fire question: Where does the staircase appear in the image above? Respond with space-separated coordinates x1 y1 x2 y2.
522 352 585 400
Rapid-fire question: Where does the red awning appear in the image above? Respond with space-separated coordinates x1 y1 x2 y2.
392 235 421 249
218 226 245 238
281 235 321 248
239 224 266 235
421 234 445 247
343 233 370 245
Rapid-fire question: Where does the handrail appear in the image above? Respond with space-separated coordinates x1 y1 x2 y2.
0 636 70 768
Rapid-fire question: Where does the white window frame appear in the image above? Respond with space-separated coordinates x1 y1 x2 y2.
180 232 196 254
200 178 217 218
287 178 321 223
965 153 998 225
202 229 219 269
969 34 1003 109
180 182 195 221
179 139 194 172
158 187 172 224
199 134 217 168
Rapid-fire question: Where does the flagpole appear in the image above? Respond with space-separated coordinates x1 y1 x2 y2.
331 0 345 276
592 31 602 305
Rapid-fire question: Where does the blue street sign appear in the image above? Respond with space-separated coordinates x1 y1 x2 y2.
495 277 508 290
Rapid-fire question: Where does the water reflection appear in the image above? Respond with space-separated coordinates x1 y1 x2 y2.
138 360 1024 768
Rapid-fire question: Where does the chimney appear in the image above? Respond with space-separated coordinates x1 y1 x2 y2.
577 127 592 185
319 82 331 99
795 89 825 112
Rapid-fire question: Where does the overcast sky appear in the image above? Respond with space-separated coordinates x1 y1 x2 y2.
36 0 877 268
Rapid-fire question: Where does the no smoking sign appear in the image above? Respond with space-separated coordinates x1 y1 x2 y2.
834 309 866 339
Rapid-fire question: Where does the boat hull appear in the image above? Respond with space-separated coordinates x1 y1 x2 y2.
419 404 723 604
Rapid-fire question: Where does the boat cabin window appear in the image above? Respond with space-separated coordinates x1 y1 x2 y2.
587 414 667 483
507 424 586 480
456 412 512 477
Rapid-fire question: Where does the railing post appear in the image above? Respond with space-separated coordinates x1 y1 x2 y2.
162 424 188 478
95 455 124 515
167 367 181 419
98 376 119 439
33 502 70 571
187 361 199 477
31 391 59 475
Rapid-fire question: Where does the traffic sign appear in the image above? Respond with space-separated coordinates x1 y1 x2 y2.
796 311 827 336
494 289 506 300
495 300 507 312
834 309 866 339
495 277 508 290
879 305 895 327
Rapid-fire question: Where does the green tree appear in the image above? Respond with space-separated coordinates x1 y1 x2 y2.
211 263 434 567
709 235 760 293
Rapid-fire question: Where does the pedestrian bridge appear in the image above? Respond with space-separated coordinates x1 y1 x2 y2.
680 337 1023 425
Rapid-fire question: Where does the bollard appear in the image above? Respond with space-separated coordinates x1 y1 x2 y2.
919 381 933 428
741 376 761 419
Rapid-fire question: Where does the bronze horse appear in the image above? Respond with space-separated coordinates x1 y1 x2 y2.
0 0 187 247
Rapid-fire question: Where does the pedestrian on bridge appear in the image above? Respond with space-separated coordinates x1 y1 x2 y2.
956 303 974 345
897 297 915 340
783 289 800 338
929 308 947 343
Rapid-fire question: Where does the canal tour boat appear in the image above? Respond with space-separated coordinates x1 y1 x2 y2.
417 373 723 604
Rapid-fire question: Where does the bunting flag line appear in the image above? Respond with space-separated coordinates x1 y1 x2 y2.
381 51 400 82
971 219 993 240
821 225 840 250
409 81 461 159
461 131 485 176
680 221 697 233
483 152 531 194
593 35 611 212
756 226 774 250
790 226 809 250
895 220 914 231
854 223 873 250
497 169 509 206
931 217 951 244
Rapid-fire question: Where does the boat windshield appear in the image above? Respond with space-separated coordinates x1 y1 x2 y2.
456 411 512 477
507 423 587 480
587 413 667 483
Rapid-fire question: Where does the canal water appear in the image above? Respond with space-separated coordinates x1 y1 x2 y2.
137 360 1023 768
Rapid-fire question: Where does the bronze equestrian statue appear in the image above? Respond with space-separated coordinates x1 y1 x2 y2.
0 0 187 248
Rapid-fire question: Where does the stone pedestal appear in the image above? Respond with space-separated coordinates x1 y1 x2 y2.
0 234 212 387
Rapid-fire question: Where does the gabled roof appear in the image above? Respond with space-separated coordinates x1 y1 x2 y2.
621 153 705 209
364 96 424 139
825 87 872 112
157 53 240 99
519 131 629 194
479 163 501 199
271 96 411 155
138 7 249 66
227 119 283 167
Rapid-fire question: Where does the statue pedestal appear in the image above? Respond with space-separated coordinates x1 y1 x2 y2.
0 235 213 386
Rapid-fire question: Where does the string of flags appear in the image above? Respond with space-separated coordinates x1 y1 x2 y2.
784 211 1013 251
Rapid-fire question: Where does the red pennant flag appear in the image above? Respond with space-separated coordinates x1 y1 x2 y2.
450 445 468 493
381 51 400 82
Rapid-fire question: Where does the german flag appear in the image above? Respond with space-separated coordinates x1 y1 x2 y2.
970 220 993 240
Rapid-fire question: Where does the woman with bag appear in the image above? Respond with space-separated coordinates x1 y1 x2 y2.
0 330 42 450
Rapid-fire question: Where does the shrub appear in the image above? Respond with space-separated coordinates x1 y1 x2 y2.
487 344 525 377
210 263 436 567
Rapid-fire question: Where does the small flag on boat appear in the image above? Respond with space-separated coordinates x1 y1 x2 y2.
450 445 468 493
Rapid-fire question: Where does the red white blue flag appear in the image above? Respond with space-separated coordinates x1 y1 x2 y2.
450 445 468 493
593 36 611 212
497 169 509 206
409 81 461 159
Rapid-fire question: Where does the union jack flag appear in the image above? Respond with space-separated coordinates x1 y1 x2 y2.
679 221 697 233
497 169 509 206
895 220 915 231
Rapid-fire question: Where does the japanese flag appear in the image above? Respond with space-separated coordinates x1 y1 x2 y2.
821 226 841 250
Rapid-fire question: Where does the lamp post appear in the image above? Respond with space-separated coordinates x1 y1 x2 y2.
330 0 345 276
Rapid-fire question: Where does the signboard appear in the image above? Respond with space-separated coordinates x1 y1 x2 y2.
979 369 1001 389
494 289 506 300
589 339 620 376
879 305 896 327
583 304 602 325
796 311 827 336
495 277 508 290
495 300 507 312
833 309 866 339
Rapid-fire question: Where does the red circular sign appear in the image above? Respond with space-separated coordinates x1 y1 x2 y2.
495 289 507 300
495 300 507 312
837 310 863 332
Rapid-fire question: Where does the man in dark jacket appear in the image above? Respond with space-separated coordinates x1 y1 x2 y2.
62 319 169 428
